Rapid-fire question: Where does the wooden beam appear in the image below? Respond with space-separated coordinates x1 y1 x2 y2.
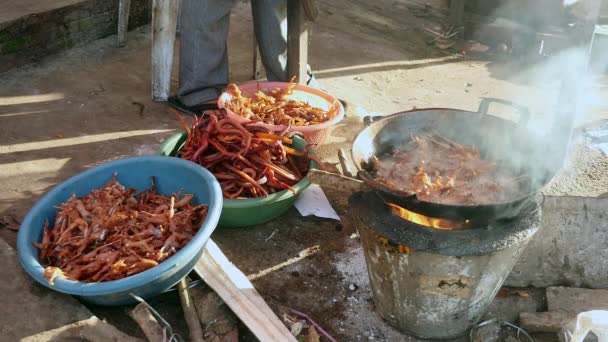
519 311 573 333
287 0 308 84
193 240 297 342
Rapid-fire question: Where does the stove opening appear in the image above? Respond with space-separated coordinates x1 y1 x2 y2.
386 202 471 230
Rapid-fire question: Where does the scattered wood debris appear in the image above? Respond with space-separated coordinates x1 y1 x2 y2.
423 24 461 50
497 287 530 297
305 325 321 342
129 304 165 342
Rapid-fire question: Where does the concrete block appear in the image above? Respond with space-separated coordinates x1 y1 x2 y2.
546 287 608 312
482 288 544 323
506 195 608 288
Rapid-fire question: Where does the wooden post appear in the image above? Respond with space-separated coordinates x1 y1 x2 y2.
449 0 465 27
117 0 131 47
287 0 308 84
151 0 179 101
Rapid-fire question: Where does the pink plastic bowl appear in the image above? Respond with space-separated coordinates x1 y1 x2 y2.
218 81 345 145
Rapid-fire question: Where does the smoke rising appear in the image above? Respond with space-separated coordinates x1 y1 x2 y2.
472 0 608 189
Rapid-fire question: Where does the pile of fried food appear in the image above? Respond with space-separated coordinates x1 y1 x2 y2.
34 176 208 285
372 135 524 205
223 81 333 127
178 110 315 199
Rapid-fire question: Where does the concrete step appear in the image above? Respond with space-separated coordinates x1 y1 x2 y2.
0 0 150 73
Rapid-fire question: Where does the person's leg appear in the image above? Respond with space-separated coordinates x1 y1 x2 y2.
252 0 320 87
177 0 235 106
251 0 288 82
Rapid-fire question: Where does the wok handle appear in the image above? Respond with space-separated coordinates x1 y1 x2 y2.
363 115 383 127
363 110 412 126
477 98 530 125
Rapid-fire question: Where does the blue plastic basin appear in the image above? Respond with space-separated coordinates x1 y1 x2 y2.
17 156 223 306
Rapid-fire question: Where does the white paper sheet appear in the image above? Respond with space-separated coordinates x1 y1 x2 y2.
294 184 341 220
595 142 608 156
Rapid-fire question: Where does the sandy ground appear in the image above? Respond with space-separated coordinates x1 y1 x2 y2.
1 0 607 341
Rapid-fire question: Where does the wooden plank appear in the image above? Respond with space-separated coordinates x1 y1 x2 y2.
287 0 308 84
151 0 179 101
519 311 573 333
117 0 131 47
547 287 608 313
194 240 297 342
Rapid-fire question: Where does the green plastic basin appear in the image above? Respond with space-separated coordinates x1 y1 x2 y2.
157 131 316 227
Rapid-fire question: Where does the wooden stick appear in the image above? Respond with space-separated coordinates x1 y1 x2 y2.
307 169 365 195
338 148 354 177
177 278 205 342
129 303 164 342
247 245 320 281
194 240 297 342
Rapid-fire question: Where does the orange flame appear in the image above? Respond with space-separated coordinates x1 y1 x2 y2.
386 202 469 230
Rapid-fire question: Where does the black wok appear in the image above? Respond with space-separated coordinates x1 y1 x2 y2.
351 98 558 223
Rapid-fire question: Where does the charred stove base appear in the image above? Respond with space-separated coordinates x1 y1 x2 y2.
350 192 541 339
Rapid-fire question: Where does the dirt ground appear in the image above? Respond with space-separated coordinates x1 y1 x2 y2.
1 0 607 341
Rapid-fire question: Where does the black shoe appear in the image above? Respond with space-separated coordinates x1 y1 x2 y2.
338 99 348 112
168 96 219 117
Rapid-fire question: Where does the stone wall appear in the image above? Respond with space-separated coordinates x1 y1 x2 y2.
0 0 151 73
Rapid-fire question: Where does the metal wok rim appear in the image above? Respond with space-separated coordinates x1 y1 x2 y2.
351 108 547 209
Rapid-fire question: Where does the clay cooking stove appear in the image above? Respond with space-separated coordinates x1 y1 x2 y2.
349 190 542 339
